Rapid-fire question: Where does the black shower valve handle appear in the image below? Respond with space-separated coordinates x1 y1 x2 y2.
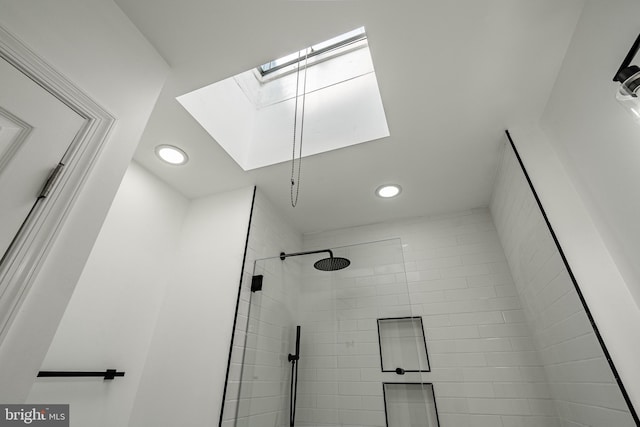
395 367 405 375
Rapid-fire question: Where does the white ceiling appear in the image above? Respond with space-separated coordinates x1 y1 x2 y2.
115 0 584 234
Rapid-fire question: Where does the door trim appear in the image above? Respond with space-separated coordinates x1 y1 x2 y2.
0 25 116 342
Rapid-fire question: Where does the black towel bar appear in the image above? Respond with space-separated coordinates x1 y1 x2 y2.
37 369 125 380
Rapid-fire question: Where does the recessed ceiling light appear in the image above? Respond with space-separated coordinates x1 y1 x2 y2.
376 184 402 198
155 145 189 165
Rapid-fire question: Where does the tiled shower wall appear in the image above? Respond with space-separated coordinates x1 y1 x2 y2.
304 210 560 427
223 160 635 426
238 253 301 426
490 144 635 426
295 239 415 426
221 189 302 427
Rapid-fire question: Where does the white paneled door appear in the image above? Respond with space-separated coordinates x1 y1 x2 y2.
0 56 85 259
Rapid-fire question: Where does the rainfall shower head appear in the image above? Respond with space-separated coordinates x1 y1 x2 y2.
313 256 350 271
280 249 351 272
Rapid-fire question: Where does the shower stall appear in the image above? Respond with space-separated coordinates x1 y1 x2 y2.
232 239 437 427
220 181 638 427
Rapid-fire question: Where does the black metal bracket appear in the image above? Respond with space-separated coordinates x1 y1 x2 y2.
37 370 125 380
251 275 263 292
288 325 301 363
614 33 640 83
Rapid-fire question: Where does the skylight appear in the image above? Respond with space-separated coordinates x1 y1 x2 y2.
259 27 367 76
177 27 389 171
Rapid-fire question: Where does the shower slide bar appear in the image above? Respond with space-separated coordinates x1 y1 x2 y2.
37 369 125 380
289 326 301 427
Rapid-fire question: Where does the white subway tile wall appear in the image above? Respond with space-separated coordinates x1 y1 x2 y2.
490 145 635 426
294 239 412 426
221 189 303 427
303 210 559 427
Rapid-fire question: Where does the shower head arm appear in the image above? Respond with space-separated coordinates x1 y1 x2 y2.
280 249 334 261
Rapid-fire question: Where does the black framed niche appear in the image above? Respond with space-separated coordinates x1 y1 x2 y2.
383 383 440 427
377 317 430 373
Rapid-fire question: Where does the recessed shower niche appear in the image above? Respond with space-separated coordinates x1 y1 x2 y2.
377 317 430 373
383 383 439 427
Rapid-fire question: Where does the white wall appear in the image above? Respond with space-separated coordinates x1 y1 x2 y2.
26 162 188 427
129 186 254 427
21 161 255 427
508 124 640 413
504 0 640 413
0 0 168 401
491 143 635 426
304 210 559 427
540 0 640 309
